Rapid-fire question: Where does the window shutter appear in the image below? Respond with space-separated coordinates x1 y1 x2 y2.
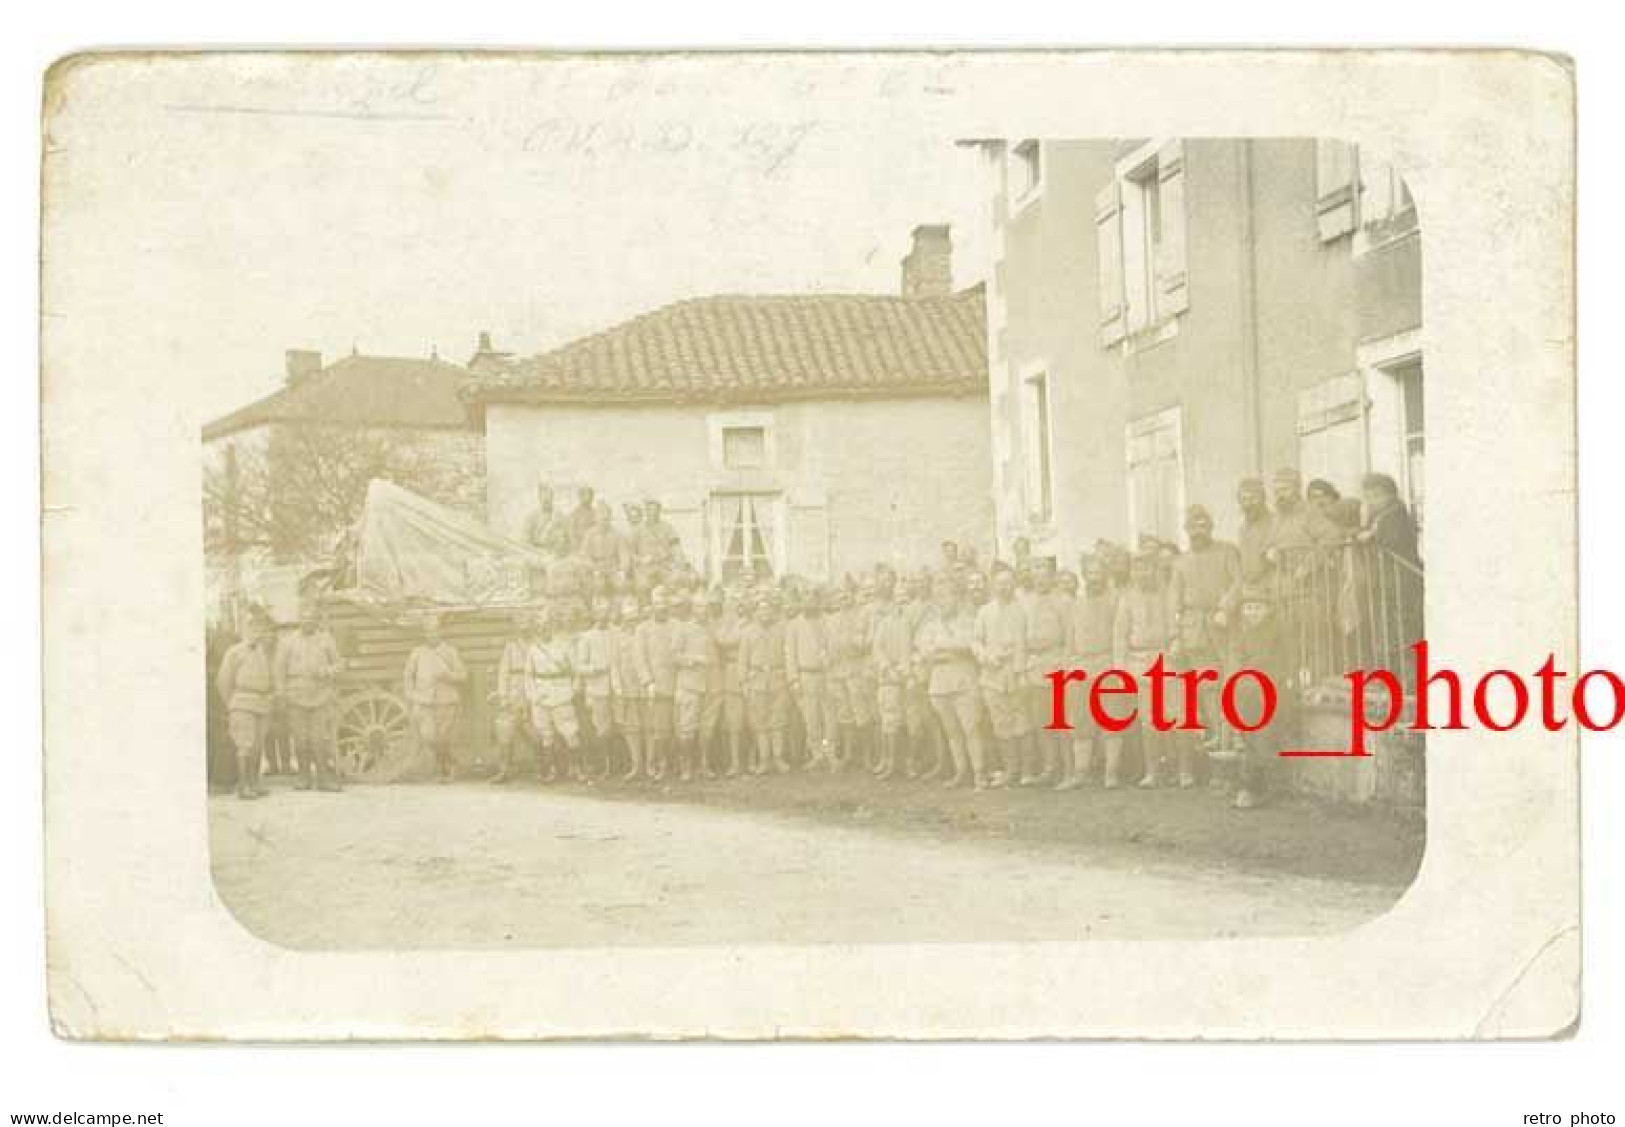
1156 139 1190 317
1095 180 1127 347
1315 139 1359 241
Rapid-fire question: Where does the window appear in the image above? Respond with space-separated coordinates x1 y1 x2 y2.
1126 408 1184 547
709 493 779 583
1011 139 1042 206
1123 159 1164 332
708 412 774 471
1297 372 1368 489
722 425 767 469
1099 139 1188 346
1356 159 1419 252
1316 139 1417 250
1396 361 1425 530
1022 371 1054 524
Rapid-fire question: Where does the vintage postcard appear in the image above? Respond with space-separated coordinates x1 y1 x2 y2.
40 50 1576 1039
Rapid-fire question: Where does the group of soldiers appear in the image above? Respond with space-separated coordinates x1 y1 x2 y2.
215 466 1421 812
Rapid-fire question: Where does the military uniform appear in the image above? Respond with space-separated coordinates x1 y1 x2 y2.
739 616 790 734
916 605 985 782
835 601 876 731
1170 539 1241 662
1023 588 1069 730
217 634 274 797
491 634 530 773
703 609 746 740
609 621 649 735
275 626 343 787
636 615 678 738
870 600 913 737
671 616 714 744
785 611 838 757
524 635 580 750
974 597 1029 741
1114 581 1174 785
573 625 615 741
404 641 466 749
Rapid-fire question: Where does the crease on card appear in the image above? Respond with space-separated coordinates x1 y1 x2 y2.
1472 924 1579 1039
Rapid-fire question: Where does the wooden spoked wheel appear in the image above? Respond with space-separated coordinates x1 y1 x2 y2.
334 688 411 780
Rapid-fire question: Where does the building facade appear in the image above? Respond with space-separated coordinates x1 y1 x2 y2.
465 228 994 584
973 137 1422 562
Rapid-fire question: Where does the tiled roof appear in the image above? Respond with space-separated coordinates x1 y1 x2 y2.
203 354 473 441
463 285 987 407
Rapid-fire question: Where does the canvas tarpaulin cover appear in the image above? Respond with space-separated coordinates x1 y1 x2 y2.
349 479 534 605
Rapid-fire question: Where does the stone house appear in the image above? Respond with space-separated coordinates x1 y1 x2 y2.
463 227 993 584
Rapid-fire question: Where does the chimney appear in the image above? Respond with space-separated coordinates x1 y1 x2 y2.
467 329 515 374
284 349 322 385
900 224 953 298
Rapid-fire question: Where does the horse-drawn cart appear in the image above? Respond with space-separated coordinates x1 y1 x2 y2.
309 479 575 782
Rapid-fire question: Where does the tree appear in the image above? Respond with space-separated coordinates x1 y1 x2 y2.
203 424 479 571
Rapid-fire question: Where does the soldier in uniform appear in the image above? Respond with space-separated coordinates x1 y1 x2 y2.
1231 584 1297 810
619 503 648 592
577 501 622 587
1064 555 1122 788
974 566 1030 787
916 573 988 789
1024 560 1070 787
609 597 651 781
1266 468 1315 561
739 593 791 774
488 613 532 784
700 589 747 777
898 572 942 779
521 478 572 560
1114 551 1176 788
1228 477 1276 620
573 597 616 781
869 567 911 780
403 614 468 784
1168 504 1242 780
275 607 344 792
567 485 599 554
823 587 858 770
524 606 581 784
641 500 684 573
637 587 679 781
785 587 839 771
844 578 879 772
670 593 713 782
216 609 276 800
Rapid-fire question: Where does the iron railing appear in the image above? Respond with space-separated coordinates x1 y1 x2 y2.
1272 542 1425 695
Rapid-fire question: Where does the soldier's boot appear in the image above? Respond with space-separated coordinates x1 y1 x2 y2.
622 734 643 781
235 754 256 800
1044 734 1067 789
318 748 343 792
1061 738 1094 790
489 739 513 784
726 732 742 777
295 747 314 791
1177 738 1201 789
1102 738 1125 789
1015 736 1034 785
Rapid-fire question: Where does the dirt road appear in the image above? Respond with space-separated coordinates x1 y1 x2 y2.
210 780 1413 949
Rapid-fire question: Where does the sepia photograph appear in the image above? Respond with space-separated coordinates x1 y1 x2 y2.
199 129 1426 950
37 50 1577 1049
